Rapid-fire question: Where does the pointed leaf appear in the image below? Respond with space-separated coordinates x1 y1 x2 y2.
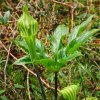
14 84 24 89
36 39 48 58
67 29 99 54
69 15 94 42
14 55 31 65
14 39 29 53
36 39 44 52
25 36 36 60
57 51 81 70
3 11 10 24
51 24 68 54
15 39 46 57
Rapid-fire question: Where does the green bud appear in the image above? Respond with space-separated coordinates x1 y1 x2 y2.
18 4 38 37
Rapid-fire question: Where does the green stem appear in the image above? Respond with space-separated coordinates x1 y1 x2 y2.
25 36 46 99
55 72 58 100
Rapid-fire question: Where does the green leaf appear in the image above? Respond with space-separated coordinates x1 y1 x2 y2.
82 97 98 100
25 36 36 60
51 24 68 54
34 51 81 72
34 58 60 72
12 71 23 84
56 51 81 71
0 96 8 100
58 51 81 65
56 48 67 59
78 63 95 80
14 84 24 89
3 11 10 24
15 39 46 57
14 39 29 53
14 55 31 65
36 39 44 52
0 90 5 95
0 11 10 25
0 17 3 24
34 58 55 69
36 39 48 58
69 15 94 42
66 29 99 54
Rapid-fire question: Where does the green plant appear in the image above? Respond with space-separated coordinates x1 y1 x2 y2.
0 11 10 25
16 4 46 100
58 84 79 100
15 4 99 99
82 97 98 100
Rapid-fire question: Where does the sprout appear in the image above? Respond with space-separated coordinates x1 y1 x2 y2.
18 4 38 37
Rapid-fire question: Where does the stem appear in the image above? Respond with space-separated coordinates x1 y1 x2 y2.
34 65 46 100
25 36 46 99
54 72 58 100
79 67 86 100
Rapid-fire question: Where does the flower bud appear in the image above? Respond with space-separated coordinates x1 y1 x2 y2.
18 4 38 37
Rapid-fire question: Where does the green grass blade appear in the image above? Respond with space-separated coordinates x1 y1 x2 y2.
78 63 95 80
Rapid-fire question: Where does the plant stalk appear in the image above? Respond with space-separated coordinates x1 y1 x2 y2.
54 72 58 100
25 36 46 100
34 65 46 100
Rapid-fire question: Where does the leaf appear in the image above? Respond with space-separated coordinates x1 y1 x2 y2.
3 11 10 24
58 84 79 100
34 58 55 70
82 97 98 100
34 51 81 72
14 55 31 65
36 39 48 58
36 39 44 52
58 51 81 65
0 17 3 24
0 90 5 95
14 84 24 89
13 71 23 84
56 48 67 59
25 36 36 60
66 29 99 54
56 51 81 71
51 24 68 54
69 15 94 42
78 63 95 80
14 39 46 57
0 96 8 100
14 39 29 53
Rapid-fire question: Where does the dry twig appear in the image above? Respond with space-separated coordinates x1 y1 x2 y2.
27 71 31 100
3 25 16 89
50 0 75 32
